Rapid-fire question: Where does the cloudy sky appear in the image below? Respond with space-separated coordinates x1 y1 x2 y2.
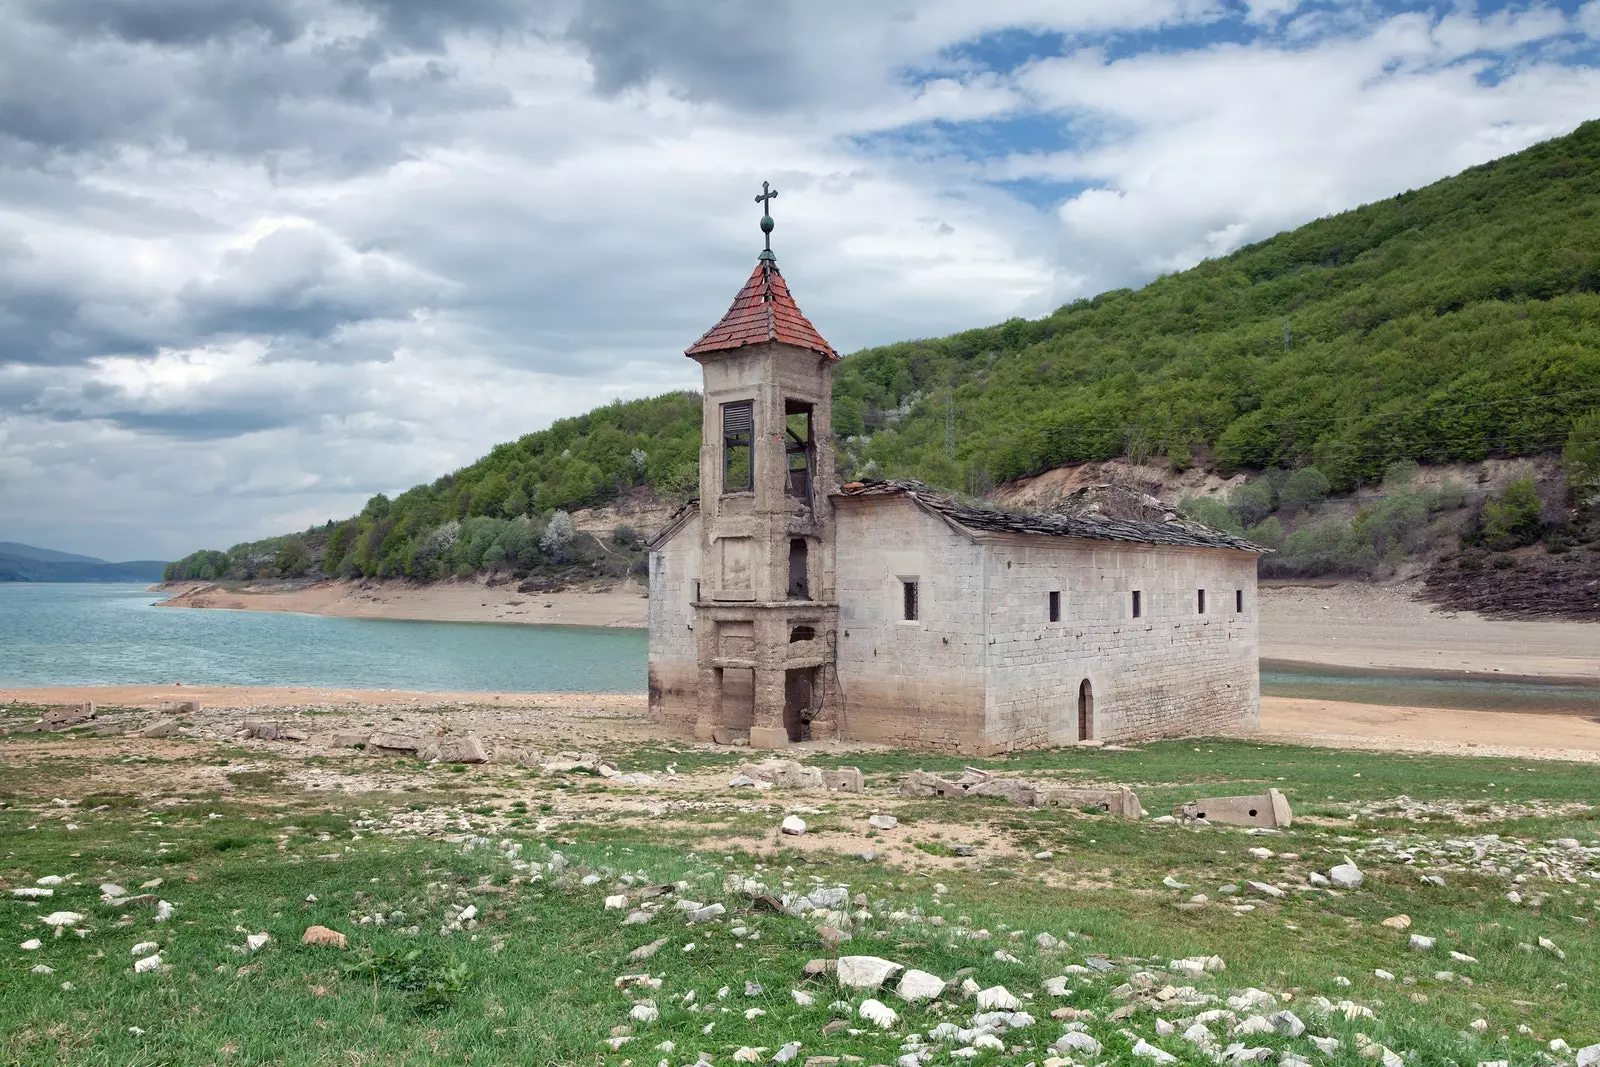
2 0 1597 561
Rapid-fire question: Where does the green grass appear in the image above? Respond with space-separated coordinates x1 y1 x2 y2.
2 740 1597 1065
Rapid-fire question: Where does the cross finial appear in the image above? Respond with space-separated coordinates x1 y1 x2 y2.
755 181 778 259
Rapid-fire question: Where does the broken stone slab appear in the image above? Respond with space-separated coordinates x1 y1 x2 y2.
157 700 200 715
835 956 903 990
780 815 807 836
867 814 898 830
137 718 180 739
710 726 750 746
438 734 489 764
1329 859 1364 889
736 760 863 794
367 732 429 756
1037 785 1143 820
332 731 370 748
44 703 97 728
1174 788 1292 829
241 719 308 742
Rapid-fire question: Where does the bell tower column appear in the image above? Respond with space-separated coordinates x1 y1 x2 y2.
682 183 840 750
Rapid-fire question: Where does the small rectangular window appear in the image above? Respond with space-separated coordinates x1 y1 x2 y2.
692 580 700 603
722 400 753 493
1132 590 1142 618
1235 588 1243 613
902 579 919 621
1197 589 1206 615
1048 590 1061 622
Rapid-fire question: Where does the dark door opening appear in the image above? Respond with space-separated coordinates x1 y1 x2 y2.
1077 679 1093 741
788 538 809 599
783 667 815 743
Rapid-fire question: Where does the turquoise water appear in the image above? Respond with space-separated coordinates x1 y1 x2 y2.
0 584 645 692
1262 659 1600 715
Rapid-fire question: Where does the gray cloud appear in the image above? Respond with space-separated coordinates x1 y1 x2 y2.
0 0 1595 560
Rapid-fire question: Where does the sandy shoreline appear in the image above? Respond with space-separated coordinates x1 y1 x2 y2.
155 577 649 629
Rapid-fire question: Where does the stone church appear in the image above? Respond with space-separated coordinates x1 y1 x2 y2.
647 192 1266 755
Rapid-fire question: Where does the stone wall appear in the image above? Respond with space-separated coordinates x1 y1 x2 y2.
647 512 701 729
980 535 1259 747
833 496 989 752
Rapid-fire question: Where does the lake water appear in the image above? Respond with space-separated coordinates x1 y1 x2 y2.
0 583 646 693
4 584 1595 713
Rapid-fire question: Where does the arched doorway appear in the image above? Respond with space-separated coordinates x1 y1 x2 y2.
1077 679 1093 741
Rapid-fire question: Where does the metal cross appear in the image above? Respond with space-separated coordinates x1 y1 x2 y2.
754 181 778 253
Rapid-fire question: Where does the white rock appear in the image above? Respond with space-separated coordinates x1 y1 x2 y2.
31 964 54 975
1155 1019 1175 1037
1270 1010 1305 1037
780 816 807 836
1409 935 1435 951
868 814 898 830
1247 881 1285 899
1374 969 1395 981
12 887 52 899
100 884 126 898
733 1048 764 1063
630 999 659 1023
896 969 946 1002
1551 1040 1572 1055
688 903 726 923
1329 861 1363 889
1311 1036 1342 1055
36 875 64 886
1449 951 1478 964
1043 976 1073 997
791 989 814 1006
975 985 1019 1010
1235 1016 1274 1037
131 941 159 956
154 900 174 922
1573 1043 1600 1067
1035 850 1054 860
859 998 899 1028
1054 1032 1103 1056
836 955 904 989
1470 1019 1488 1032
1132 1038 1177 1063
40 912 84 927
1248 848 1274 860
972 1034 1005 1051
246 932 270 951
133 954 162 973
604 894 628 910
1227 989 1278 1011
1538 937 1565 960
773 1041 802 1063
21 939 43 951
1183 1023 1215 1047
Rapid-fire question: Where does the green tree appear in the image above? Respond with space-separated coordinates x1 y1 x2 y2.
1278 466 1331 514
1480 476 1544 550
273 539 312 578
1564 408 1600 503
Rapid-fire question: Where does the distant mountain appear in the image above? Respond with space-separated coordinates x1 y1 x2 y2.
0 541 106 564
0 542 167 583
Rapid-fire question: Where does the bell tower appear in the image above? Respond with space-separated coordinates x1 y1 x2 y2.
684 183 838 750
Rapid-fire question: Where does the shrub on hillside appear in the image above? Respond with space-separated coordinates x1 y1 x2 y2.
1479 476 1544 550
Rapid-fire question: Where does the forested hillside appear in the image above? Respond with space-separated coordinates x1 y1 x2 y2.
836 119 1600 493
167 121 1600 586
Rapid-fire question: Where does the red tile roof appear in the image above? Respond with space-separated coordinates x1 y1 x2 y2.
685 257 837 360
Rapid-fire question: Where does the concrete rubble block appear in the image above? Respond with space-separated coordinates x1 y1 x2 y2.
1174 788 1292 829
899 770 964 797
137 718 180 739
820 767 865 793
966 778 1038 806
331 731 370 748
241 719 308 742
367 732 426 755
541 751 603 774
709 726 750 746
1036 785 1144 820
157 700 201 715
43 703 97 728
438 734 489 764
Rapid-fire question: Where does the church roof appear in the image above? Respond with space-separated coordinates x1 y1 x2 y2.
836 479 1269 553
686 258 838 361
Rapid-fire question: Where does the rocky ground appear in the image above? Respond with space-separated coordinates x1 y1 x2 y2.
3 696 1599 1065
